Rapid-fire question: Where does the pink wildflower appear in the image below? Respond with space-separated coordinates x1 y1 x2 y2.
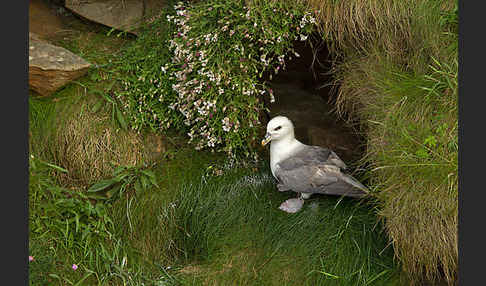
72 264 78 271
29 256 34 262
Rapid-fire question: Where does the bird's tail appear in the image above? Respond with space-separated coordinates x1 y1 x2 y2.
341 174 369 193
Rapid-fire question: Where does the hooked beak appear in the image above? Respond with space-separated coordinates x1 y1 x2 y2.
261 132 272 146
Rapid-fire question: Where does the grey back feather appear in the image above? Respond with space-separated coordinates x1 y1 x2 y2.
275 145 367 198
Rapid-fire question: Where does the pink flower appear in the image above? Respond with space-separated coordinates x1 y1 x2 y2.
72 264 78 271
29 256 34 262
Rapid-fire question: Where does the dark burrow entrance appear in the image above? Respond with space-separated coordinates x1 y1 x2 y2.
263 39 365 164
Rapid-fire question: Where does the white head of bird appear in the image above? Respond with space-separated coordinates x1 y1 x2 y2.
261 116 305 178
261 116 296 146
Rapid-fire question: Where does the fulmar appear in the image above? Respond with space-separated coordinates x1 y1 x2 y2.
261 116 368 213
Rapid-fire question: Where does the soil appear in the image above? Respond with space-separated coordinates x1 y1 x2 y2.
29 0 79 42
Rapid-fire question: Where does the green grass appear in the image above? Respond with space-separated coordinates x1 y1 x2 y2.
156 167 400 286
28 1 425 285
298 0 458 283
30 151 400 285
30 117 401 285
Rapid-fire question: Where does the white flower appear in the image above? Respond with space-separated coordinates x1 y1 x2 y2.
300 34 308 41
222 117 231 132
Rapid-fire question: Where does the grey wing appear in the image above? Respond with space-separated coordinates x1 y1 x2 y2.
275 157 367 198
275 157 339 192
327 150 347 170
291 146 347 170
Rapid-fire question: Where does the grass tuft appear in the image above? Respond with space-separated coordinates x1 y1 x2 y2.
29 90 158 187
293 0 458 284
115 163 400 285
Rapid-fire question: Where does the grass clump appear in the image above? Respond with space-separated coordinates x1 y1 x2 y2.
29 89 158 187
299 0 458 283
111 161 400 286
364 60 457 284
115 0 318 156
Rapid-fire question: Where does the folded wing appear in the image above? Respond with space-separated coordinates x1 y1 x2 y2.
275 146 368 198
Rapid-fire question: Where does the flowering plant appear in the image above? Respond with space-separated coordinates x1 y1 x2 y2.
116 0 318 156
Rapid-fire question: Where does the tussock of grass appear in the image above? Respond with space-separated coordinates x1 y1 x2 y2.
290 0 458 284
320 15 457 286
365 64 457 284
302 0 454 70
29 90 154 187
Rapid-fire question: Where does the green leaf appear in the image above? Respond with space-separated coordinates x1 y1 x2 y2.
134 179 143 194
73 272 94 286
87 179 119 193
141 169 159 186
74 212 80 233
424 135 437 148
140 175 149 189
91 100 104 113
142 170 159 187
114 172 131 182
148 175 159 188
39 160 68 173
141 169 156 179
415 148 429 159
317 270 340 279
86 193 108 200
115 107 128 131
113 166 127 176
106 185 122 199
48 273 62 281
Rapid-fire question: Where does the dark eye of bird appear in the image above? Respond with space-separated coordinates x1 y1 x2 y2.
274 126 282 131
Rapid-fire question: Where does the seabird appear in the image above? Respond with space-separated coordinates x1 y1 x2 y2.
261 116 368 213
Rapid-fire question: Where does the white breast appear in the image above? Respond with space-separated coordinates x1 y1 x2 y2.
269 139 304 178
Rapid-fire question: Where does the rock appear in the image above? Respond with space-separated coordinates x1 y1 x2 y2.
65 0 166 35
29 0 66 40
29 33 92 96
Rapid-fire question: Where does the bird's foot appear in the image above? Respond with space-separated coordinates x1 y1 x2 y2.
278 198 304 213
